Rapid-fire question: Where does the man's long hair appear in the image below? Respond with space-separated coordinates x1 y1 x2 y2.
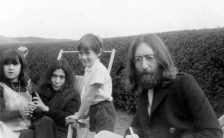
126 34 178 92
38 59 75 91
0 49 29 87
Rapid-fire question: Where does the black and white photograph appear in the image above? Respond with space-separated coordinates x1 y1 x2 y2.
1 0 224 138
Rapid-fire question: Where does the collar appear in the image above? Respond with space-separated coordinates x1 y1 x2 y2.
160 79 172 89
85 59 101 72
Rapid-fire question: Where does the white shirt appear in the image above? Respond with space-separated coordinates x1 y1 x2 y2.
147 89 154 116
82 59 113 105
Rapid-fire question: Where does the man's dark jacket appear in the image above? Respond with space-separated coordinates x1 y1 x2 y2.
126 73 223 138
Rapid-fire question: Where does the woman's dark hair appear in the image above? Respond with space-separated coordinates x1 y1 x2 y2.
0 49 29 87
38 59 75 90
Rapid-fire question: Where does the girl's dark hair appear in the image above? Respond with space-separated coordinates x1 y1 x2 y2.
0 49 29 87
38 59 75 90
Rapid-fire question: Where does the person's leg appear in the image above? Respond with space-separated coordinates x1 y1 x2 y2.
57 130 67 138
94 102 116 134
19 129 34 138
30 116 57 138
89 105 97 132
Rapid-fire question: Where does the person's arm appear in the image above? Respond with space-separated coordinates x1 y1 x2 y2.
65 84 99 124
180 74 223 138
0 86 21 121
66 68 105 123
34 90 81 125
76 83 100 119
46 92 81 125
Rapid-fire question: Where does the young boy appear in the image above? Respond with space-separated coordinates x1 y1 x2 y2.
66 34 116 134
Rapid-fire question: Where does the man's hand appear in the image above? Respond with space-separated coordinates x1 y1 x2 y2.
125 134 140 138
125 127 140 138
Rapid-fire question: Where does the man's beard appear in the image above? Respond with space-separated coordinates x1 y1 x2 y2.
136 67 163 91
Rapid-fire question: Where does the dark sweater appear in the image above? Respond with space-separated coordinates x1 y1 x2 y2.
33 87 81 138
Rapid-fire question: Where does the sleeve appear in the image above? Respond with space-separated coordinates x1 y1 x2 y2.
89 67 107 86
124 113 144 138
45 91 81 126
180 74 223 138
0 86 21 121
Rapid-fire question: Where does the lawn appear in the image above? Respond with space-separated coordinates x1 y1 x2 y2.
114 109 134 136
78 109 134 137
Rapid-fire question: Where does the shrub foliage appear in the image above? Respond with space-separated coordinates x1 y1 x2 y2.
1 28 224 116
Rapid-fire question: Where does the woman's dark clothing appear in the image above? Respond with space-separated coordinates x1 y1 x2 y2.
19 116 57 138
33 87 81 138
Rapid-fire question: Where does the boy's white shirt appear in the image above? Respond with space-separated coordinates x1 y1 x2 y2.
81 59 113 105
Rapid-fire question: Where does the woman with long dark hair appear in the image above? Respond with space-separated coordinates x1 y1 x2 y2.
32 59 81 138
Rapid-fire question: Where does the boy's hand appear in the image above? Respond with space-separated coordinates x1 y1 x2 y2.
125 127 139 138
65 114 79 124
65 114 88 128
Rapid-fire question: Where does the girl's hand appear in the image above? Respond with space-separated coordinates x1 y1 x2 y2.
19 106 30 117
27 102 36 117
33 92 49 112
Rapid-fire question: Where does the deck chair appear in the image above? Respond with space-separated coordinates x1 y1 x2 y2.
219 114 224 137
57 49 116 138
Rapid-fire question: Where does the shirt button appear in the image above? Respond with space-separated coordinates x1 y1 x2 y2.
169 127 176 134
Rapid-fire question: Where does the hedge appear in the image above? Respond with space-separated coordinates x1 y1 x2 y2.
0 28 224 116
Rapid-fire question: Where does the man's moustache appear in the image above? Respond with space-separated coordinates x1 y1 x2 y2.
138 72 154 77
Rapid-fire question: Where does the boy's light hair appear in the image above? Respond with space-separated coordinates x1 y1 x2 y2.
77 34 103 55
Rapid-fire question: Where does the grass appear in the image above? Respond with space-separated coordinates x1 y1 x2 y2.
79 109 134 137
114 109 134 136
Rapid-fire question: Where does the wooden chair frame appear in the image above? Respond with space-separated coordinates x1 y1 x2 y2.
57 49 116 138
219 114 224 136
57 49 116 73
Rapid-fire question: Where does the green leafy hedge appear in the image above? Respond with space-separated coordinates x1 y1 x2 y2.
1 28 224 116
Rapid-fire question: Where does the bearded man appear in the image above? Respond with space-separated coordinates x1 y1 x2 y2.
124 34 222 138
